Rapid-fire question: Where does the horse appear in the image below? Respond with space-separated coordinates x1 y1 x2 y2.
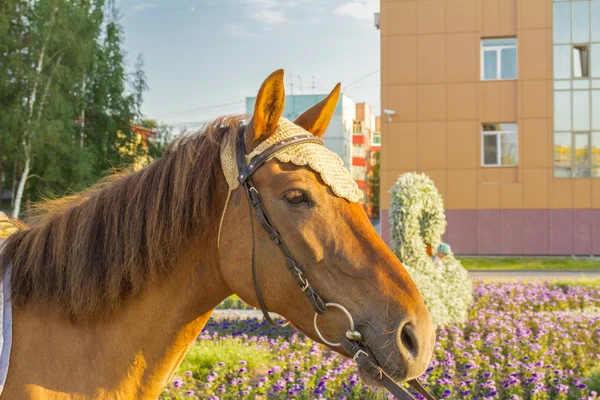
0 69 435 399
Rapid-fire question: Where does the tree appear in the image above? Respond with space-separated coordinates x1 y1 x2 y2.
368 151 380 218
131 54 148 121
0 0 23 212
82 2 140 181
8 0 108 216
145 121 173 160
0 0 150 217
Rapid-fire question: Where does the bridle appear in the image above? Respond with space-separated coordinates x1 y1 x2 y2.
234 124 437 400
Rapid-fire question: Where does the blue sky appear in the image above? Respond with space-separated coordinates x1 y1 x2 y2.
118 0 380 130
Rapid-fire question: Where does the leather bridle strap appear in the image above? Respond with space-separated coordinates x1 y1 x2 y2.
235 126 327 326
341 337 436 400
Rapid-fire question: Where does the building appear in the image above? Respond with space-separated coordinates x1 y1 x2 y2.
353 104 381 217
378 0 600 255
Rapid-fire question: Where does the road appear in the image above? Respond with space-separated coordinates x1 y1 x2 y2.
468 269 600 281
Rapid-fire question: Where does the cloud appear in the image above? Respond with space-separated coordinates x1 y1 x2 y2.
224 24 250 37
334 0 379 21
244 0 299 24
250 9 287 23
131 2 157 11
246 0 278 8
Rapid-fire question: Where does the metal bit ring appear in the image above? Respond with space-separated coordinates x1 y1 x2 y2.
313 302 355 347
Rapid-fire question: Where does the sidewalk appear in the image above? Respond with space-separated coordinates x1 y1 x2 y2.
468 269 600 281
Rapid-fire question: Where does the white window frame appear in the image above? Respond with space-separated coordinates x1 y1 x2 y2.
480 39 518 81
481 124 519 167
371 132 381 146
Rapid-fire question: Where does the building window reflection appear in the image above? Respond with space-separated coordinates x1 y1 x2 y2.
481 38 518 80
553 0 600 178
481 123 518 166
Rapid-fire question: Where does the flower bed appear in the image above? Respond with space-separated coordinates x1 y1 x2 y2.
162 281 600 399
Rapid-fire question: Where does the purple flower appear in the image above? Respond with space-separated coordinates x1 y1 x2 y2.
556 384 570 393
442 389 452 398
185 371 193 377
173 380 182 388
185 390 195 396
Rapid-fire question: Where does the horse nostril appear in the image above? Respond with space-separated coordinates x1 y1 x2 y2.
400 323 418 358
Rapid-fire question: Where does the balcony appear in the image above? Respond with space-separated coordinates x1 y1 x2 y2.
352 121 366 135
353 135 365 145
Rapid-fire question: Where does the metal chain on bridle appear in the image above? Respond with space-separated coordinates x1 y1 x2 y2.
234 125 437 400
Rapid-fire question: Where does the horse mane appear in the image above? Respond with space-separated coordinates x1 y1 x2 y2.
0 115 244 320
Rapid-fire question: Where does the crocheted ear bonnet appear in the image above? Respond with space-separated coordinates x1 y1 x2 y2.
218 118 364 246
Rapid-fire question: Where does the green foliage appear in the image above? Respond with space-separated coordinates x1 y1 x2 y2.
176 340 273 380
550 278 600 289
216 295 254 310
368 151 380 217
587 363 600 393
460 257 600 270
0 0 173 216
389 172 473 325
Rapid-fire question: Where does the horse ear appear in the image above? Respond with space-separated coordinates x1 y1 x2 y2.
251 69 285 141
294 83 340 138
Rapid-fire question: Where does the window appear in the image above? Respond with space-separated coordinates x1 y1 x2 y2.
554 45 572 79
593 43 600 78
554 132 600 178
554 91 571 131
554 132 573 178
371 133 381 146
554 2 571 44
553 0 600 179
481 123 518 166
352 167 365 182
573 91 590 131
572 1 590 43
481 38 517 80
353 144 366 159
574 132 591 177
573 45 590 78
593 90 600 130
593 1 600 42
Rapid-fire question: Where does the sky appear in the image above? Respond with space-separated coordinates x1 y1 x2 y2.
118 0 380 131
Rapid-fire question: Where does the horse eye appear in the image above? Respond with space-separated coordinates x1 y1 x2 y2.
285 190 308 205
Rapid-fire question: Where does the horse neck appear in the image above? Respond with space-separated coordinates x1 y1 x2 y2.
9 210 233 399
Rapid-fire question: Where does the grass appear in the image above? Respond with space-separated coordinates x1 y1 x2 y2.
459 257 600 270
550 278 600 288
176 340 273 379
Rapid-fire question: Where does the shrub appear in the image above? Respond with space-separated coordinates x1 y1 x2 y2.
389 172 473 325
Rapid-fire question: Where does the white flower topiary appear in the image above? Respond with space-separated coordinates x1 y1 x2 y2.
389 172 473 326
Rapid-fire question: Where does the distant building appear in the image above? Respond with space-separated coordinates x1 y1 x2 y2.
353 104 381 217
377 0 600 256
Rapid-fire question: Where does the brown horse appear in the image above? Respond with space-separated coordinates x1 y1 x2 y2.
0 70 435 399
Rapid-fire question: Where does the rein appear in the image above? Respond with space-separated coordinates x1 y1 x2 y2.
233 125 436 400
